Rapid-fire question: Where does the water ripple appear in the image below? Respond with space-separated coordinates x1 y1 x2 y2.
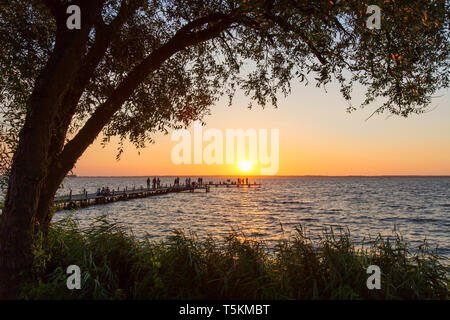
54 176 450 258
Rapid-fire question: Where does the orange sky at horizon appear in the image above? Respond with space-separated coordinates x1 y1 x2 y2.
72 82 450 177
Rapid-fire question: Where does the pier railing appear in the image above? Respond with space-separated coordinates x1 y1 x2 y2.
54 182 261 211
54 184 209 210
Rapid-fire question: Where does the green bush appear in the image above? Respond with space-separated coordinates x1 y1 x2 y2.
20 216 449 300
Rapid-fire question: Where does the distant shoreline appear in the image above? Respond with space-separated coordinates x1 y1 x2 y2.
66 175 450 178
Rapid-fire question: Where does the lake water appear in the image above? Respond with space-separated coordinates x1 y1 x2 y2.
54 176 450 258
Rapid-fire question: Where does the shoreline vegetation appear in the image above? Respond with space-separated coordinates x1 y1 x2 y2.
19 215 448 300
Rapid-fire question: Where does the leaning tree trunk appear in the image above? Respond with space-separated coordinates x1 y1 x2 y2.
0 121 52 298
0 97 76 298
35 111 76 240
35 164 70 240
0 53 81 301
0 109 75 298
0 5 98 297
0 112 80 298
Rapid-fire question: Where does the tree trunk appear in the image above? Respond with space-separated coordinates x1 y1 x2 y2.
0 2 101 297
0 96 79 298
0 126 50 298
35 174 63 240
0 110 83 298
35 108 77 239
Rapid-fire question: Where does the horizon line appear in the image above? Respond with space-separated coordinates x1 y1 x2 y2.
68 174 450 178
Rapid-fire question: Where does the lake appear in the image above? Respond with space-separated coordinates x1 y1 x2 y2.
54 176 450 258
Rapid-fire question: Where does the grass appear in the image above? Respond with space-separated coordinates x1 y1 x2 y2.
19 215 449 300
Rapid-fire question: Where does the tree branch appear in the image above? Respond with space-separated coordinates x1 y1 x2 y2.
52 15 234 179
176 13 231 35
262 13 328 65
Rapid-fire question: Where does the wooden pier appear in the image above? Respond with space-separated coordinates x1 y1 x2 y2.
54 181 261 211
54 184 210 211
207 182 261 188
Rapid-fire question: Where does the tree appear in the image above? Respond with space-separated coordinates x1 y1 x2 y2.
0 0 448 297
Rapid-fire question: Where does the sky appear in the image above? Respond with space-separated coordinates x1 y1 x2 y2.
73 80 450 177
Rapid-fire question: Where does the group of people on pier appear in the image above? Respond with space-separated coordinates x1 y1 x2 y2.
216 177 251 185
96 187 111 196
237 177 249 185
144 176 205 188
147 177 161 189
173 177 203 187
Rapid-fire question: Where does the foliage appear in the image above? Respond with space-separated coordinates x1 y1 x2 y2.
20 216 449 300
0 0 54 189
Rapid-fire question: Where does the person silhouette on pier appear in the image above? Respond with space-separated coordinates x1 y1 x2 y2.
146 177 150 189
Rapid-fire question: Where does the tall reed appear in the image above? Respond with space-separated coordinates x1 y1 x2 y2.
20 215 449 300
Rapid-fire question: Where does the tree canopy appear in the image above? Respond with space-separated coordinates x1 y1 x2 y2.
0 0 448 176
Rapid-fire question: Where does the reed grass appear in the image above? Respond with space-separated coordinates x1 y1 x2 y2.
20 215 449 300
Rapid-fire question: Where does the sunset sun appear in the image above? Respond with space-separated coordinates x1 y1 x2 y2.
238 160 254 173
